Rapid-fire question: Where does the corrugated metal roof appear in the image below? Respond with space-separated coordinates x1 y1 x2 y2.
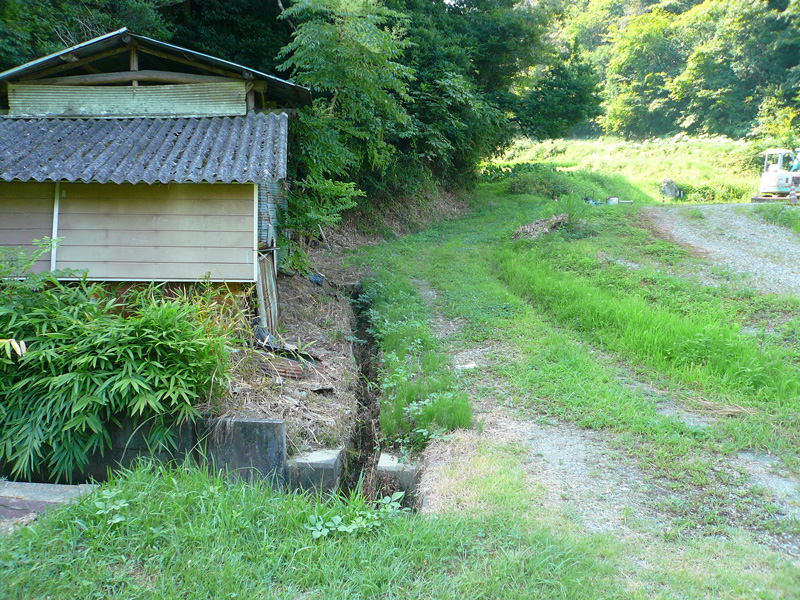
0 112 288 185
0 28 312 107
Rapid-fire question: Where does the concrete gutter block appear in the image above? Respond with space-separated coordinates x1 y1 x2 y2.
0 481 97 532
287 448 345 493
78 417 196 482
377 453 420 497
200 417 287 485
0 481 96 504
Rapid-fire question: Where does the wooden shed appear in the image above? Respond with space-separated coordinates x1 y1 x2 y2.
0 28 311 333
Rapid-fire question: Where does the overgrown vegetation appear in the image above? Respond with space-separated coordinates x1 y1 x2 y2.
6 146 800 597
753 203 800 235
0 261 231 481
0 0 602 241
504 136 759 202
496 238 800 402
558 0 800 139
359 270 471 449
357 157 800 522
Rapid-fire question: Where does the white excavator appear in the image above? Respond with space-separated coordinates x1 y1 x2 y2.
751 148 800 202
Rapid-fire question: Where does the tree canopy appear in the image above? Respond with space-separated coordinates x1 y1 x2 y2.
0 0 602 233
558 0 800 138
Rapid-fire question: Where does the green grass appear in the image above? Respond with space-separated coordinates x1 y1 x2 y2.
357 169 800 517
0 460 634 600
5 142 800 598
360 269 471 448
495 239 800 403
502 137 759 203
753 203 800 235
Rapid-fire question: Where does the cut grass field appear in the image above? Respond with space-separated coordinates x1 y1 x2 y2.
3 141 800 597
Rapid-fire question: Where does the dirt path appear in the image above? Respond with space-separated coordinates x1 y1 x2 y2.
414 266 800 565
643 203 800 296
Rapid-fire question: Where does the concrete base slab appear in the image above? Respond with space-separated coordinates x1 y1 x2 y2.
200 417 287 485
287 448 345 493
0 481 96 534
377 453 420 502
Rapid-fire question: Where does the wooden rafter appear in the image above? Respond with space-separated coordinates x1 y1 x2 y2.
20 70 241 86
136 45 253 81
18 46 129 81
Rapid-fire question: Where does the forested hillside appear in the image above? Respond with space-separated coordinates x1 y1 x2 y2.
559 0 800 138
3 0 798 229
0 0 600 233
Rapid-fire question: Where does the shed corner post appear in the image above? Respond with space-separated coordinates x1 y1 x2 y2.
50 181 61 271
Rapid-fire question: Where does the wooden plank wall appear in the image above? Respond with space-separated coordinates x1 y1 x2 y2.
257 252 279 333
57 183 256 281
0 182 54 273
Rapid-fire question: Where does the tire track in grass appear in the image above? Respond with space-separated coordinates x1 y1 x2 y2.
412 275 800 564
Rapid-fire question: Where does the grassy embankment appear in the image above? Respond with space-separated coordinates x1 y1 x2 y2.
4 138 800 598
353 137 800 595
753 202 800 235
505 136 758 203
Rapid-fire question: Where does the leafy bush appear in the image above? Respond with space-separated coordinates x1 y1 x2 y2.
0 275 228 481
675 182 752 204
506 170 573 199
481 162 574 198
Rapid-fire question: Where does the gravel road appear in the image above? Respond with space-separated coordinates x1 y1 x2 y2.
643 203 800 296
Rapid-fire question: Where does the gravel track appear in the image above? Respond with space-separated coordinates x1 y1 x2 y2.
643 203 800 296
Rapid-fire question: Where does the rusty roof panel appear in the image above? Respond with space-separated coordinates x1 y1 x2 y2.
0 112 288 184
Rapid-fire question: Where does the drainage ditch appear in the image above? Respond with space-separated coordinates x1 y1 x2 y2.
340 283 421 509
342 283 383 501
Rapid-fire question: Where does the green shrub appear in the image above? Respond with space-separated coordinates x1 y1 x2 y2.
0 275 228 481
671 181 751 203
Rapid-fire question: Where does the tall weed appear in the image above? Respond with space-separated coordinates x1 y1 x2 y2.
753 203 800 235
495 245 800 402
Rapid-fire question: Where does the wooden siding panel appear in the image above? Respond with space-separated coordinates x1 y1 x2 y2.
57 214 252 232
63 183 253 202
57 245 252 264
57 183 256 282
9 82 247 118
60 229 250 247
0 183 54 273
58 262 254 282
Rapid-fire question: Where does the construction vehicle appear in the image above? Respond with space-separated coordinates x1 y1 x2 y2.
751 148 800 202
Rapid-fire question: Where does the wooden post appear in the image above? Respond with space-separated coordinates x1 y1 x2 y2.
130 47 139 87
246 82 255 112
50 182 60 271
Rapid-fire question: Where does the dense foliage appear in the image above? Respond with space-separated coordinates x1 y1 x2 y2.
0 0 601 232
0 274 228 482
0 0 175 71
558 0 800 138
